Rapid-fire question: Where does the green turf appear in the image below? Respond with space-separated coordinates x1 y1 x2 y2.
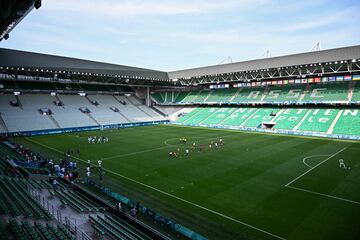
12 125 360 240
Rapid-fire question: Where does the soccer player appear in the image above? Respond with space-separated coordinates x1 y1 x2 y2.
219 138 224 147
185 149 189 157
339 159 346 169
199 144 205 152
86 167 91 180
87 160 91 167
98 160 102 168
169 151 173 158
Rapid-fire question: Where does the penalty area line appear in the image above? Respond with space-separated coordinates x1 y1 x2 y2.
286 185 360 205
25 137 287 240
302 155 330 168
285 147 347 187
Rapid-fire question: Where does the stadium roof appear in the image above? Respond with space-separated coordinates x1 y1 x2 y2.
168 45 360 80
0 48 170 83
0 0 40 41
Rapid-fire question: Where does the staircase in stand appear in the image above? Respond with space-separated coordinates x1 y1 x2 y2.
55 95 65 108
298 84 311 102
86 96 98 106
348 81 356 102
48 115 61 129
118 111 132 122
86 113 100 126
15 95 23 109
327 110 343 134
0 113 9 133
126 96 154 119
112 95 126 105
151 106 168 117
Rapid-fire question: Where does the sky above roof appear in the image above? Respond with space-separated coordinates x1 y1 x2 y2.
1 0 360 71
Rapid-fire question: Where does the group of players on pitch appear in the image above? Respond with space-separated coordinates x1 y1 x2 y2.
87 136 110 144
169 138 224 158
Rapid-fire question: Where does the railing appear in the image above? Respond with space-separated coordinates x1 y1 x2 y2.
87 179 208 240
28 187 92 240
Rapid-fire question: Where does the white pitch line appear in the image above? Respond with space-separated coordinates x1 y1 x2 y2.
25 137 287 240
100 145 171 160
302 155 330 168
285 147 347 187
286 185 360 205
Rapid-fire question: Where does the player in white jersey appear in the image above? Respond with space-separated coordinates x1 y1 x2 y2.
339 159 346 169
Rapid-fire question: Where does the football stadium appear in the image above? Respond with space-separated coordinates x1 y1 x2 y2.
0 1 360 240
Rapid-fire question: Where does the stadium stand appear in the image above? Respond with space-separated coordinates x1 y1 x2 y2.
52 189 105 213
176 107 360 137
332 109 360 136
301 82 350 103
151 81 360 105
0 93 165 133
7 219 75 240
0 80 134 93
206 88 238 103
297 109 339 132
262 85 306 103
220 108 258 126
272 109 309 130
0 177 53 219
0 139 170 240
200 108 237 125
89 214 153 240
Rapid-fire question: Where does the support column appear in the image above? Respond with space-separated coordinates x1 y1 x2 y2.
146 87 151 106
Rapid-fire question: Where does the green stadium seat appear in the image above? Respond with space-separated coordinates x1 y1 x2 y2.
242 108 279 128
206 88 238 103
301 82 349 102
273 109 309 130
332 109 360 136
200 108 237 125
220 108 258 126
297 109 339 132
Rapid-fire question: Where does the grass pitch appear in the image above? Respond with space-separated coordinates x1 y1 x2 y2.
13 124 360 240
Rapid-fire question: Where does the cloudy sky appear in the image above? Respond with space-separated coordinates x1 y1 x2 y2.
2 0 360 71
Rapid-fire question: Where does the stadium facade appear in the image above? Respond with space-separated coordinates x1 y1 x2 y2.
1 45 360 140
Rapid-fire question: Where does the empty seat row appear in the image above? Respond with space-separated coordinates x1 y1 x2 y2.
0 177 53 219
53 189 105 213
89 214 153 240
8 219 75 240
